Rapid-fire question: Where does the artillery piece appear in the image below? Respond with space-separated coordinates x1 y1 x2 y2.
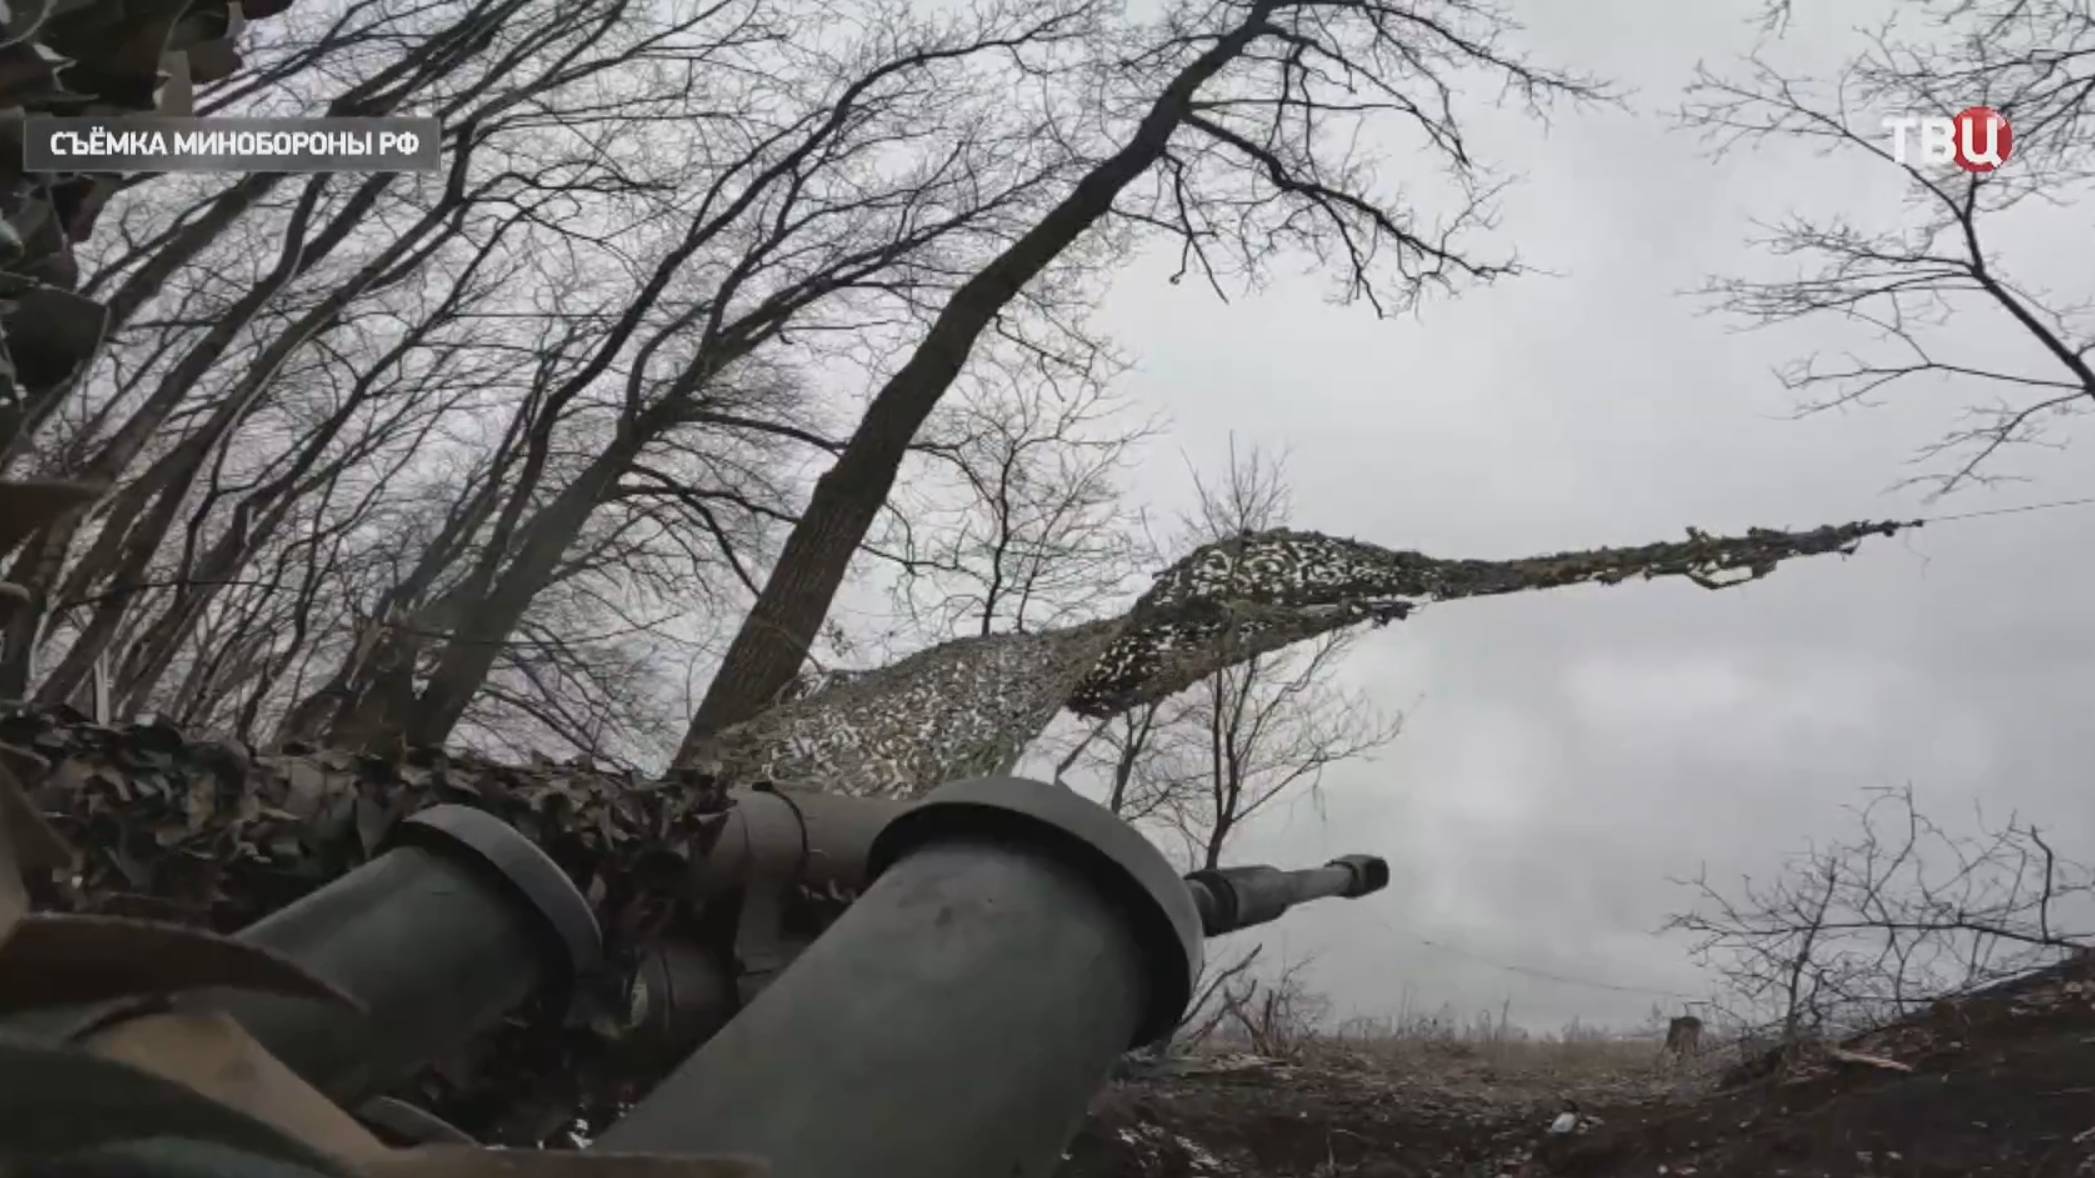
0 769 1386 1178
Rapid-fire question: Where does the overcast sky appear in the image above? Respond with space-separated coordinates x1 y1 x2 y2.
1045 0 2095 1032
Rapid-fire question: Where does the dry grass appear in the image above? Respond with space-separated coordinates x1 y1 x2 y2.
1319 1033 1693 1104
1193 1009 1731 1109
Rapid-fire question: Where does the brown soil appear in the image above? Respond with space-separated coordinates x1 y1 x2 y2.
1063 959 2095 1178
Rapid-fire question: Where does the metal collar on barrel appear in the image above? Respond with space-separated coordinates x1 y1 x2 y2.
391 805 603 979
867 776 1202 1047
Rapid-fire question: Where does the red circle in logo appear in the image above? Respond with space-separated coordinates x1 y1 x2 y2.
1952 106 2013 173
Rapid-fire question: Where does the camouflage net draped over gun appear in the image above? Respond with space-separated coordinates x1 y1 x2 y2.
688 619 1127 800
687 519 1910 799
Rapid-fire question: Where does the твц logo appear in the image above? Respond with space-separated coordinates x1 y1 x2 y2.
1882 106 2013 173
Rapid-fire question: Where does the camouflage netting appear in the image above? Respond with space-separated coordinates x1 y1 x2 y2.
1069 521 1912 716
1 512 1913 916
0 709 732 935
681 619 1127 797
0 479 741 1140
688 519 1912 799
0 0 282 461
0 705 736 1142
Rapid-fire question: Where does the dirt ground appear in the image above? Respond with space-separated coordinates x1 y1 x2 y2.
1062 958 2095 1178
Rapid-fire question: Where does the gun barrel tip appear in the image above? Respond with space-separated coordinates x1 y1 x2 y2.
1328 853 1391 897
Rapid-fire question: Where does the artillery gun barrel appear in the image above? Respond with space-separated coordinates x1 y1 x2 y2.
597 779 1392 1178
52 777 1385 1178
593 776 1202 1178
617 786 1390 1075
196 805 601 1106
1184 853 1391 936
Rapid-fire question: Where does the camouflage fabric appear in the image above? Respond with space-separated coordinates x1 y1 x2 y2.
691 519 1910 799
1068 521 1910 716
682 619 1127 798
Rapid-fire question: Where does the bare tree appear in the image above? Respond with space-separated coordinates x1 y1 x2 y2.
1211 955 1330 1058
1668 785 2095 1044
6 0 746 710
681 0 1604 746
13 0 1119 763
1174 942 1267 1050
1684 0 2095 493
99 227 528 723
1047 448 1399 1062
1188 634 1399 870
291 0 1110 754
1053 695 1210 827
874 365 1158 641
0 0 521 472
1158 449 1405 871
